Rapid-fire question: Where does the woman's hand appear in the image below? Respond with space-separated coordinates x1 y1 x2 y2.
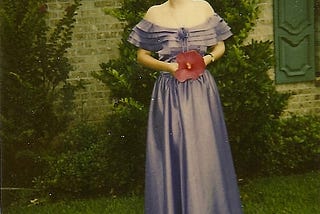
204 41 226 65
167 62 179 75
137 48 180 74
203 55 213 66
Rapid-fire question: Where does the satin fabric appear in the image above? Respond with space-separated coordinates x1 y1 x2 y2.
145 71 242 214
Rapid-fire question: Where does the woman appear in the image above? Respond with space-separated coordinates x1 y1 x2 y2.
128 0 243 213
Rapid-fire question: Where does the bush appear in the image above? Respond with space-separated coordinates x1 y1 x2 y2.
36 107 147 197
0 0 81 187
35 123 107 198
99 98 148 194
263 115 320 175
212 40 291 177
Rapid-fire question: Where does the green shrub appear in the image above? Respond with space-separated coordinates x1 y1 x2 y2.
34 123 105 197
213 40 291 177
36 108 147 197
98 98 148 194
263 115 320 175
0 0 81 187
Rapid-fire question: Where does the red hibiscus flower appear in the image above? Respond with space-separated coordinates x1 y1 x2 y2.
174 50 206 82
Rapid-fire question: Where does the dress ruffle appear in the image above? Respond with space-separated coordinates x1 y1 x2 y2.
127 13 232 58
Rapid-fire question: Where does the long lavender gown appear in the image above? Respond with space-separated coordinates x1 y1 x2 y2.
128 13 243 214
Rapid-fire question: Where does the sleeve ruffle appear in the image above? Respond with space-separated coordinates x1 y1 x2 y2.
212 13 233 42
186 14 232 48
127 20 173 52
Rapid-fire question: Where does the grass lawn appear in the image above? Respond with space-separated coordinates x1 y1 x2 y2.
240 171 320 213
3 195 144 214
3 171 319 214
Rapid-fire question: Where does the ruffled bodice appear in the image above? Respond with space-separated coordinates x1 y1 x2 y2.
128 13 232 62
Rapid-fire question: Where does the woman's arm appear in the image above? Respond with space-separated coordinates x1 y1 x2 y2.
203 41 225 66
137 41 225 74
137 41 225 73
137 48 178 74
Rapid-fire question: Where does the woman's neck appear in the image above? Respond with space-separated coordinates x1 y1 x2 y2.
168 0 192 8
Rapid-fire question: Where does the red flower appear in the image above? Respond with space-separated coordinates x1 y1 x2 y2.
174 50 205 82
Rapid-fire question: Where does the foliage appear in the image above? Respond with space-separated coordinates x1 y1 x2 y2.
98 97 148 194
35 107 146 197
263 115 320 175
212 40 291 177
0 0 82 187
34 123 108 198
35 113 320 198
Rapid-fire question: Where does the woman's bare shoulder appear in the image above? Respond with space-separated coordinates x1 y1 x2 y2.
193 0 215 15
144 3 167 22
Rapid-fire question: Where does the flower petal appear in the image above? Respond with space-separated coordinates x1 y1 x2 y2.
174 50 205 82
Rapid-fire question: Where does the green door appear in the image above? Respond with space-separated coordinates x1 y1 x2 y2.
274 0 315 83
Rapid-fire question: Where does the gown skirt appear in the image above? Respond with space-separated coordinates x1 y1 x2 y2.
145 70 243 214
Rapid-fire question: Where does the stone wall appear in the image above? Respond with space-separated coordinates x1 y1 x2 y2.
47 0 320 120
47 0 124 121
